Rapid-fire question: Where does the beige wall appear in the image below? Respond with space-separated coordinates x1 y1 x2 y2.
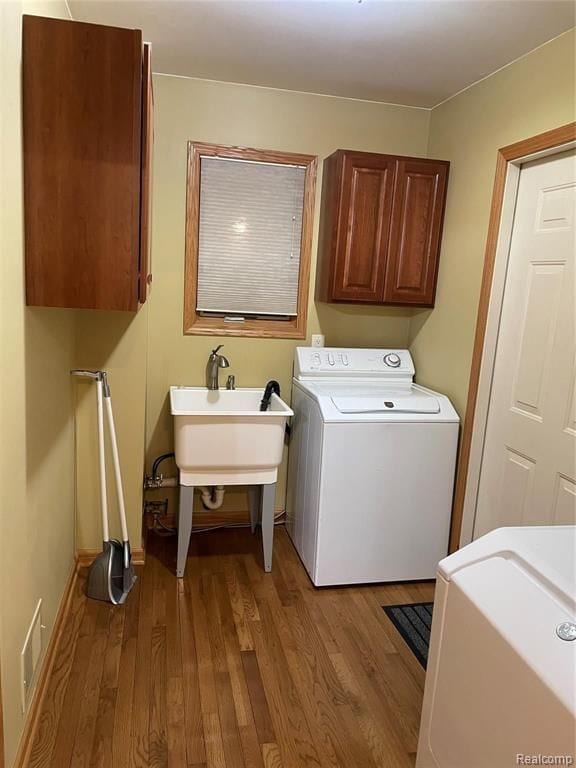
0 2 76 765
74 310 148 549
74 77 430 547
143 74 430 517
74 75 430 550
409 29 576 416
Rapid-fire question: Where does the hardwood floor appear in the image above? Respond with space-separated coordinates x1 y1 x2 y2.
28 527 434 768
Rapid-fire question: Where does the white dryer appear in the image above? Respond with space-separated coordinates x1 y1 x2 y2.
286 347 459 586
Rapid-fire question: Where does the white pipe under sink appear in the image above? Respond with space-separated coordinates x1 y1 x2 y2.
198 485 225 509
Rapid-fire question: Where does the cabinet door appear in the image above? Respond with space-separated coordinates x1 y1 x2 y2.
23 16 143 311
138 42 153 304
384 160 449 306
332 153 396 302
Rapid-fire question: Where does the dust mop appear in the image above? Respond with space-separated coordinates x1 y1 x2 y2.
71 370 137 604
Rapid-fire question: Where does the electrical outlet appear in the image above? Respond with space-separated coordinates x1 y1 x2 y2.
311 334 325 348
20 599 44 713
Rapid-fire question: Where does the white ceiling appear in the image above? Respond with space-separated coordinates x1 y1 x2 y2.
69 0 575 108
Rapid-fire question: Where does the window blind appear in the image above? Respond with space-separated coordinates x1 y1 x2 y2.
196 156 306 317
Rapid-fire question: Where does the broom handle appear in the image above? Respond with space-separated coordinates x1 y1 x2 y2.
104 391 129 544
96 378 109 543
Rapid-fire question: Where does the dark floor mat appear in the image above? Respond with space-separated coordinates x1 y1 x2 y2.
383 602 433 668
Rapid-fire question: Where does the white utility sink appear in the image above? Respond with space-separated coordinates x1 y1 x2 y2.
169 387 293 485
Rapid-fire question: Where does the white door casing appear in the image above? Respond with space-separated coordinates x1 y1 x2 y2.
473 150 576 538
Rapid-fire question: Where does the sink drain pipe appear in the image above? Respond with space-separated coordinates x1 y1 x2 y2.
198 486 225 509
145 452 226 509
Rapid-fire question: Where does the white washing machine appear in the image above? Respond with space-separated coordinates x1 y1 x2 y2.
417 525 576 768
286 347 459 586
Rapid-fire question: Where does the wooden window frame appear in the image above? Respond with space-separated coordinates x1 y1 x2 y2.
184 141 317 338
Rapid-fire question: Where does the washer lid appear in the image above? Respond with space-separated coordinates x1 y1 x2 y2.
331 394 440 414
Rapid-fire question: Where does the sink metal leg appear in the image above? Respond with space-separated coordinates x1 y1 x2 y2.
177 484 194 578
261 483 275 573
248 485 262 533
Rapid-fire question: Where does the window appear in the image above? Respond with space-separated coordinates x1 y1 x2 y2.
184 142 317 338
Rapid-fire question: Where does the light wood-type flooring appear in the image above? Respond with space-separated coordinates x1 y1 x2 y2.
28 527 434 768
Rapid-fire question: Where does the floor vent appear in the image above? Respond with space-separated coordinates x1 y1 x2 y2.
20 598 44 713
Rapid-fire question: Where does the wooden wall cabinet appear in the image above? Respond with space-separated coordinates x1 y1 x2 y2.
22 16 153 311
316 150 449 307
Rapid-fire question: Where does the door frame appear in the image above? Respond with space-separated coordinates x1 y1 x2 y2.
450 122 576 550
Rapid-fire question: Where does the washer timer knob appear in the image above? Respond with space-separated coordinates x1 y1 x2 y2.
383 353 401 368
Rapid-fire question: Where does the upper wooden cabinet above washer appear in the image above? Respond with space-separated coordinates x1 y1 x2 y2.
315 150 449 307
22 16 153 311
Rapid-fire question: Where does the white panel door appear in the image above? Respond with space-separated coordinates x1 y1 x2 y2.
474 150 576 538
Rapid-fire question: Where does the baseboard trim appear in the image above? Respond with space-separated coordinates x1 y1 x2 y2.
76 547 146 570
13 562 79 768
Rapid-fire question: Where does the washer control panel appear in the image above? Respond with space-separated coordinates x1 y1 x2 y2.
295 347 415 380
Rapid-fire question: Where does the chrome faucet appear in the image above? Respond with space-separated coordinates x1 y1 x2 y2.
206 345 230 390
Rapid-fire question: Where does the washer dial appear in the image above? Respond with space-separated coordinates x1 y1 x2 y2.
556 622 576 641
383 353 401 368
